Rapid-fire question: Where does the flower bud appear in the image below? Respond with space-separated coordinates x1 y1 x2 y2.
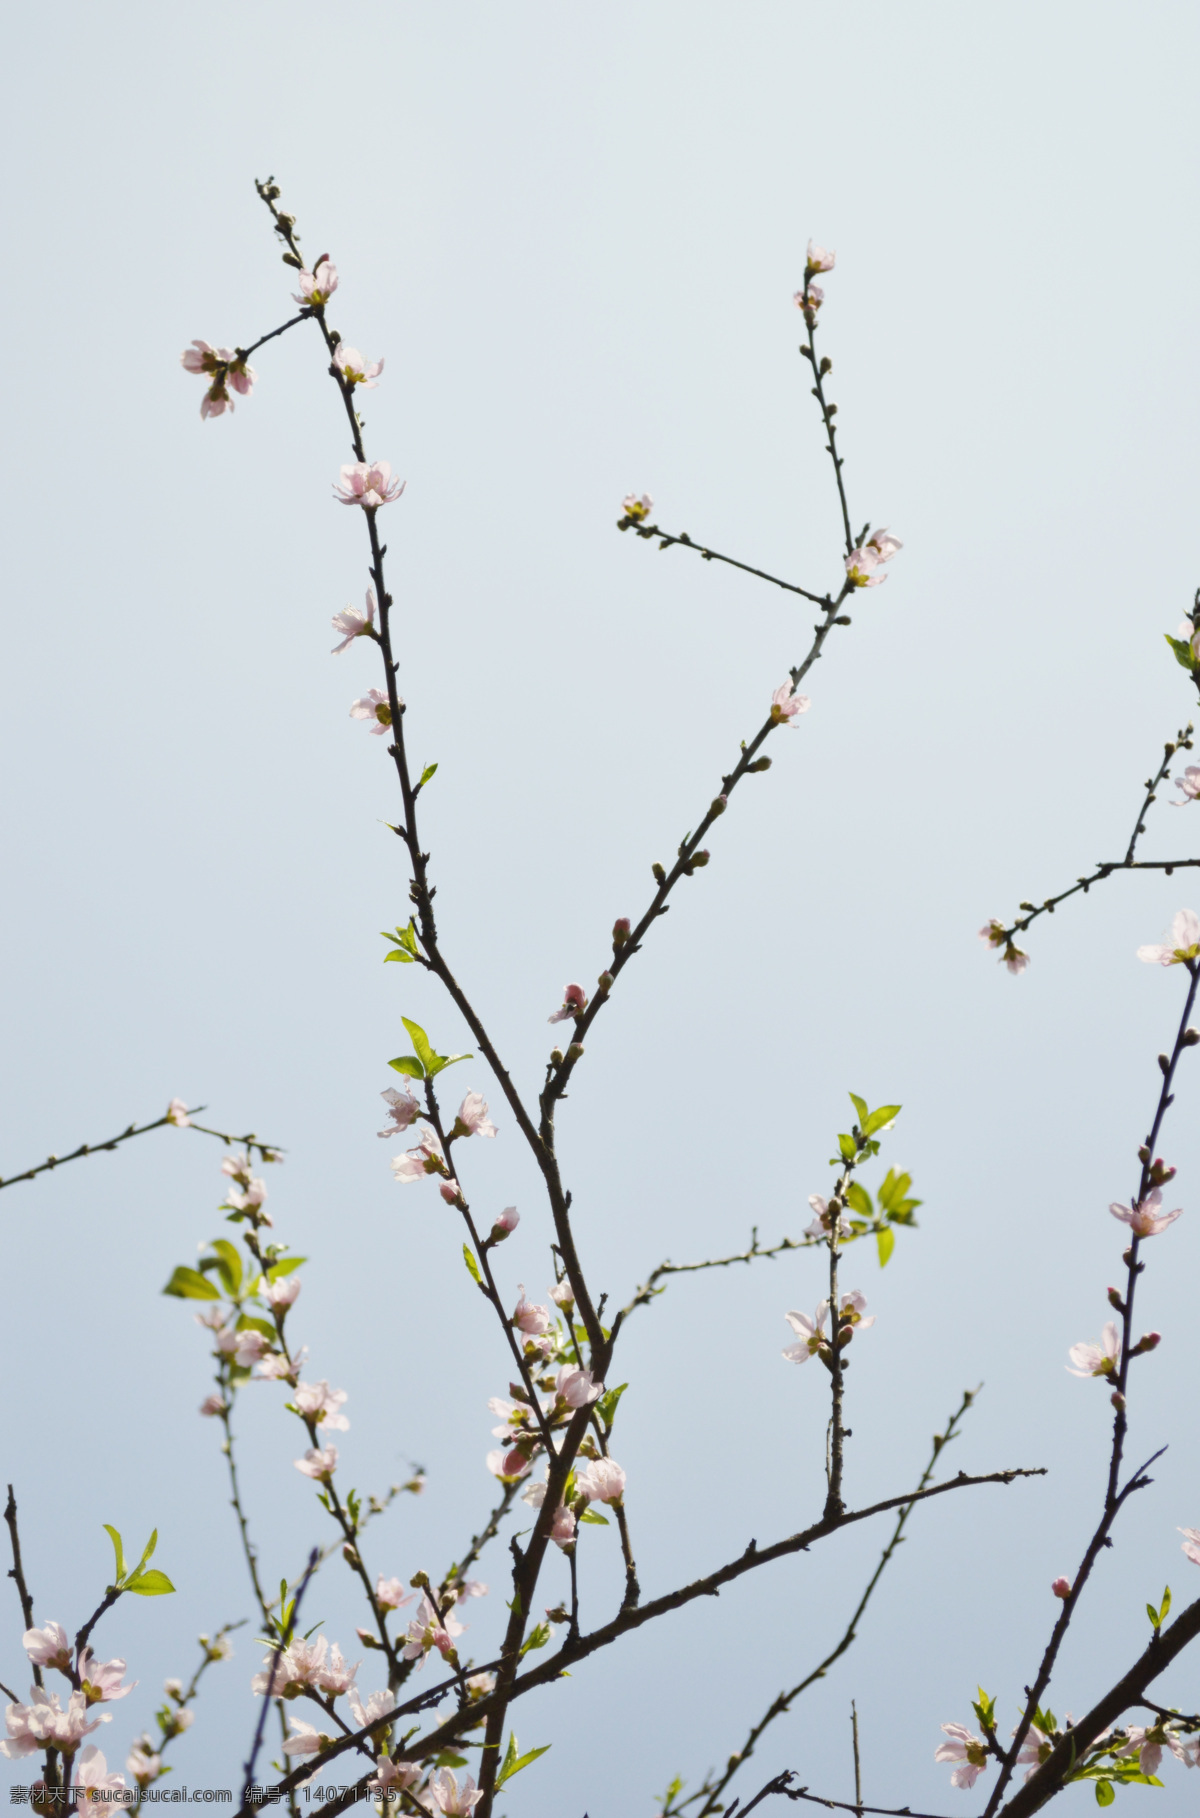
597 971 614 992
1107 1286 1126 1312
1132 1330 1162 1355
1182 1028 1200 1047
410 1570 431 1590
1051 1576 1071 1600
550 1047 564 1066
1111 1390 1126 1411
836 1326 854 1347
356 1627 381 1649
691 849 710 868
652 862 666 883
491 1206 519 1241
748 756 772 773
439 1181 461 1206
711 795 728 816
612 917 632 946
1150 1158 1176 1185
342 1544 360 1566
567 1042 584 1061
1138 1145 1151 1163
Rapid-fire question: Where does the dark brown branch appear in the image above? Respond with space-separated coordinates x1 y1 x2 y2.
619 520 831 608
4 1486 43 1691
0 1106 283 1193
997 1594 1200 1816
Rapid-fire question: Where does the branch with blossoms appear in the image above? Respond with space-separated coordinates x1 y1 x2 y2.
0 1097 283 1194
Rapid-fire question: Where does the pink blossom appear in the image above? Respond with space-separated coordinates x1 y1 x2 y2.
293 260 339 307
257 1347 305 1383
549 982 588 1024
370 1757 420 1794
293 1380 350 1431
793 284 824 316
1179 1526 1200 1567
466 1671 496 1698
227 357 255 398
1117 1727 1164 1777
349 1687 396 1731
162 1705 193 1737
401 1594 464 1663
485 1445 534 1483
180 339 228 377
379 1080 422 1136
334 460 405 509
440 1179 463 1205
1168 1731 1200 1768
1138 909 1200 966
1066 1322 1122 1379
491 1205 520 1240
350 688 393 735
77 1650 135 1704
978 920 1030 976
426 1768 484 1815
221 1150 253 1184
575 1457 626 1504
1051 1576 1071 1599
225 1177 269 1215
553 1365 603 1409
837 1289 875 1332
489 1395 535 1439
127 1741 162 1786
549 1278 574 1308
215 1327 271 1369
0 1686 105 1757
804 1195 851 1241
1171 766 1200 806
295 1444 338 1482
512 1286 552 1335
934 1722 989 1789
331 589 377 654
23 1622 72 1673
199 1392 227 1417
333 345 384 388
769 679 811 726
845 545 886 588
283 1716 337 1757
806 240 836 274
1014 1723 1054 1780
866 528 903 562
314 1642 358 1696
391 1125 448 1183
521 1479 577 1548
453 1092 497 1139
453 1578 488 1605
251 1637 330 1699
782 1304 830 1365
74 1746 127 1809
1109 1188 1183 1238
622 493 652 521
376 1575 414 1612
166 1098 191 1128
263 1273 302 1311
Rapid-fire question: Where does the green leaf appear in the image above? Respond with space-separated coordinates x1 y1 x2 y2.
1165 632 1197 671
1094 1780 1114 1807
1147 1602 1161 1628
419 763 438 788
518 1622 552 1657
848 1092 870 1128
876 1226 896 1268
837 1133 856 1163
125 1569 175 1597
132 1528 159 1575
463 1245 482 1285
1161 1584 1172 1623
383 947 414 963
863 1103 902 1137
236 1315 276 1340
495 1733 551 1789
844 1182 873 1218
103 1525 126 1586
401 1017 437 1072
388 1054 425 1079
162 1266 221 1301
209 1239 243 1297
266 1256 306 1280
579 1508 610 1525
595 1383 628 1429
426 1050 472 1079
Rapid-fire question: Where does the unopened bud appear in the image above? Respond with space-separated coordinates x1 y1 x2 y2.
567 1042 584 1061
1150 1158 1176 1185
690 849 711 869
550 1047 564 1066
612 916 631 946
1051 1576 1071 1600
1138 1144 1151 1162
439 1181 461 1206
1111 1390 1126 1411
356 1626 380 1649
652 862 666 884
836 1326 854 1347
1133 1330 1162 1355
491 1206 519 1240
747 756 772 773
597 971 614 992
1182 1027 1200 1047
342 1544 360 1566
1158 1053 1171 1076
410 1570 431 1591
1107 1286 1126 1312
711 794 728 815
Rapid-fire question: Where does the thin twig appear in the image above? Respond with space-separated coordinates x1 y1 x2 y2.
4 1487 43 1691
243 1549 317 1798
0 1107 283 1193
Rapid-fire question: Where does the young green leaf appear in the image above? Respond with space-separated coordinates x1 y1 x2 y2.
419 763 438 788
103 1525 126 1586
1165 632 1198 671
578 1508 610 1525
595 1383 628 1429
876 1226 896 1268
401 1018 437 1072
837 1133 857 1163
848 1092 870 1128
495 1733 551 1789
863 1103 902 1137
844 1182 873 1218
265 1256 306 1281
388 1054 426 1079
209 1239 243 1297
162 1266 222 1301
463 1245 482 1285
1094 1780 1114 1807
124 1569 176 1597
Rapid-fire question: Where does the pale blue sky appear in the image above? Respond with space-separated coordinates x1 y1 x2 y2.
3 3 1200 1810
